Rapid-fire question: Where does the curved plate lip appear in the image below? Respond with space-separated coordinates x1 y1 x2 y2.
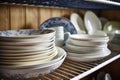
0 46 67 70
39 17 77 34
0 29 55 38
67 48 111 62
70 13 86 33
84 11 102 34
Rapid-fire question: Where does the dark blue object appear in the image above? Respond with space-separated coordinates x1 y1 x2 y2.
0 0 120 10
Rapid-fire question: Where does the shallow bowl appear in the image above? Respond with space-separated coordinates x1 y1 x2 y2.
65 42 106 53
0 47 66 79
0 29 55 39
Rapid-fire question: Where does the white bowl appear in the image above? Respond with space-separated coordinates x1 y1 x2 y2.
0 47 67 79
1 47 57 61
66 38 108 47
67 48 111 62
65 42 107 53
67 48 110 57
0 44 55 53
69 34 109 41
0 47 66 69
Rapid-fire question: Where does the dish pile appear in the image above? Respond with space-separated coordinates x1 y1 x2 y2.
0 29 66 79
108 30 120 52
64 34 111 62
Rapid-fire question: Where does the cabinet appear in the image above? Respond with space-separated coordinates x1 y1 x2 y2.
0 2 120 80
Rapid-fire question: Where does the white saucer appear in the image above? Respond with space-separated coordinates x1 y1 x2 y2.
67 48 111 62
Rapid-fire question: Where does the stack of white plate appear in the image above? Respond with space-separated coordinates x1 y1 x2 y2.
0 29 67 79
64 34 111 62
108 30 120 52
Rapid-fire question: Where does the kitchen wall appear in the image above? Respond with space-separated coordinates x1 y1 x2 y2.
0 4 120 30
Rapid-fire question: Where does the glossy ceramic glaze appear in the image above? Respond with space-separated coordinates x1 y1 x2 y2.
84 11 102 35
70 13 86 34
0 29 55 38
0 47 67 79
39 17 77 34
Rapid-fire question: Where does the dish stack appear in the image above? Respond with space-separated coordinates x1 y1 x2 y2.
0 29 66 79
64 34 111 62
109 30 120 52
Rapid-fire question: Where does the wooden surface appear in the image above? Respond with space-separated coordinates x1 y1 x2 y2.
0 4 120 30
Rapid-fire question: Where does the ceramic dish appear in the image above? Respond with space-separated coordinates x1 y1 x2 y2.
0 49 66 79
0 45 55 53
0 47 54 56
0 48 57 65
0 35 55 42
0 41 55 50
65 33 109 42
67 48 110 57
84 11 102 35
39 17 77 34
0 47 57 60
104 21 120 35
0 29 55 39
0 39 55 46
67 48 111 62
70 13 86 33
0 46 66 69
66 38 108 47
65 42 106 53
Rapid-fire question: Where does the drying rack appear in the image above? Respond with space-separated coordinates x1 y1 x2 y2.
21 51 119 80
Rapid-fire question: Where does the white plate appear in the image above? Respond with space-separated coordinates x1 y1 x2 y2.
0 29 55 39
0 45 55 53
0 41 55 50
70 13 86 34
84 11 102 35
66 38 108 47
1 47 58 64
0 46 66 69
67 48 110 57
65 42 107 53
0 48 66 79
67 48 111 62
39 17 77 34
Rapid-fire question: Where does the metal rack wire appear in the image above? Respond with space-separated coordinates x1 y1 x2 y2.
1 51 120 80
34 51 120 80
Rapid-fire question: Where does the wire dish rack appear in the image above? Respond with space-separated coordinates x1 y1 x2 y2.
1 51 119 80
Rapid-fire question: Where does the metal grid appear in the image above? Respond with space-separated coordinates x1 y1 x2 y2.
1 51 120 80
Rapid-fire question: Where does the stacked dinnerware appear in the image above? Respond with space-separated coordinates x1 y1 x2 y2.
108 30 120 52
0 29 67 79
64 33 111 62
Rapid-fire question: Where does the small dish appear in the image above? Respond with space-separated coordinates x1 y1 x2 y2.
104 21 120 35
0 46 66 69
67 48 110 57
65 42 106 53
0 48 58 65
65 32 109 42
0 29 55 39
67 48 111 62
39 17 77 34
70 13 86 33
84 11 102 35
0 45 55 53
66 38 108 47
0 47 67 79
